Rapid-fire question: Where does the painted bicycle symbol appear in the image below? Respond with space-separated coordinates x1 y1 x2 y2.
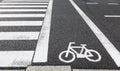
59 42 102 63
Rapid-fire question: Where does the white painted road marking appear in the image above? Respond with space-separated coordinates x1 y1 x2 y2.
33 0 53 63
59 42 102 63
0 14 45 17
0 9 47 12
0 51 34 67
70 0 120 67
104 15 120 17
107 3 119 5
0 32 39 40
0 21 43 26
0 6 48 8
86 2 98 5
0 2 48 67
0 3 48 5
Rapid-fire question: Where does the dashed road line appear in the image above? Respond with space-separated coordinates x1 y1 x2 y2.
70 0 120 67
107 3 119 5
33 0 53 63
86 2 120 5
104 15 120 17
86 2 99 5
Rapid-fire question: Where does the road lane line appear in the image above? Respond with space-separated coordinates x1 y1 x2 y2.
0 9 47 12
0 3 48 4
0 6 48 8
0 14 45 18
0 21 43 26
70 0 120 67
104 15 120 17
33 0 53 63
107 3 119 5
0 32 39 40
86 2 98 5
0 51 34 67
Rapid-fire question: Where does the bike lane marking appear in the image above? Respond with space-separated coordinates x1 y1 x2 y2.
33 0 53 63
58 42 102 63
70 0 120 67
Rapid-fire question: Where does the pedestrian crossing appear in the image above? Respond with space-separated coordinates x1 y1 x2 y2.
0 2 49 67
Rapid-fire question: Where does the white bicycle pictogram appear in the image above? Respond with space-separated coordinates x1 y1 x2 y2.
59 42 102 63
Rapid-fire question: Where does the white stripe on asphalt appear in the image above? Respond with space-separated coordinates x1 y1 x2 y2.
0 51 34 67
0 21 43 26
0 14 45 17
104 15 120 17
86 2 98 5
107 3 119 5
0 6 48 8
0 3 48 4
70 0 120 67
33 0 53 63
0 9 47 12
0 32 39 40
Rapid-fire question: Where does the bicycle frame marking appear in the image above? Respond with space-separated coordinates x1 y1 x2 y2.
65 42 93 58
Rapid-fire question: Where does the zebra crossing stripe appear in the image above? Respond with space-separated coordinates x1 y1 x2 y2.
0 21 43 26
0 14 45 18
0 9 47 12
0 3 49 5
0 32 39 40
0 51 34 67
0 6 48 8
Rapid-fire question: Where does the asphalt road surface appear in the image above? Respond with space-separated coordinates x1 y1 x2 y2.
0 0 120 69
46 0 120 69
